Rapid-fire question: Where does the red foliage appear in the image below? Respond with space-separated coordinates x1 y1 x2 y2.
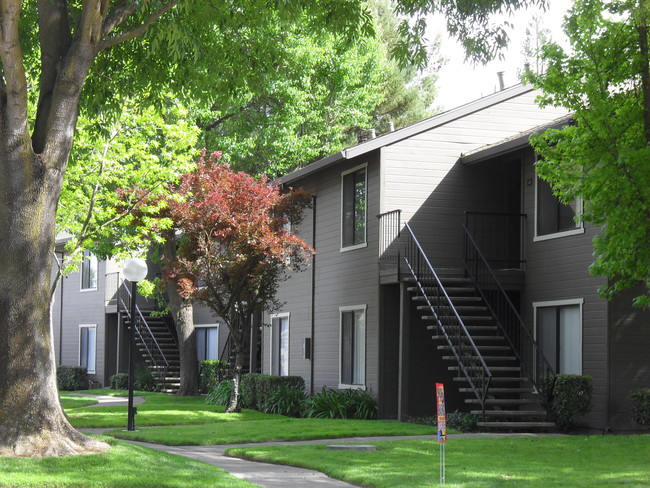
164 150 313 313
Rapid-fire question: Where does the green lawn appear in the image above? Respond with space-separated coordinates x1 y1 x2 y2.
0 437 254 488
108 417 436 445
229 435 650 488
64 390 278 428
59 393 99 409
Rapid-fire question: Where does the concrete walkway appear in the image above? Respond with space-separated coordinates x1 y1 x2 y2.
78 393 559 488
69 392 146 408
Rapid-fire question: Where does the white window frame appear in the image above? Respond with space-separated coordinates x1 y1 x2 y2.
269 313 290 376
340 163 368 252
78 324 97 374
195 323 220 362
533 298 584 375
338 305 367 389
533 175 584 242
80 249 98 291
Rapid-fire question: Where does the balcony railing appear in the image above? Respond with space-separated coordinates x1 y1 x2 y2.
463 224 555 389
464 212 526 270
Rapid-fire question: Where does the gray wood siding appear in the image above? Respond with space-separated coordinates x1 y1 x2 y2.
521 157 609 431
52 259 110 386
381 90 568 267
608 285 650 431
265 154 381 396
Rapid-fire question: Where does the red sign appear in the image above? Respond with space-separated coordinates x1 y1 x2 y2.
436 383 447 443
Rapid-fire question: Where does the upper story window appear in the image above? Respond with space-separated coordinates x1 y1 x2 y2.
80 250 98 291
341 165 367 250
535 176 583 241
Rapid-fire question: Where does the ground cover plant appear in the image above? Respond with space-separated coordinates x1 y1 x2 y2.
0 436 254 488
108 417 435 446
59 393 98 409
229 435 650 488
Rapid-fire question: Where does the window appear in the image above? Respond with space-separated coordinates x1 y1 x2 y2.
270 314 289 376
534 299 583 375
341 165 367 249
79 325 97 374
80 250 98 290
535 176 582 240
339 305 366 387
196 324 219 361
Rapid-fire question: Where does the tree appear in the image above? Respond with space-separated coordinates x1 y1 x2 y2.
525 0 650 308
0 0 539 457
165 151 313 412
0 0 371 457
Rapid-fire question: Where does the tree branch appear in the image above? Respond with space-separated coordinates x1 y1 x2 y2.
98 0 179 51
33 0 73 153
0 0 30 151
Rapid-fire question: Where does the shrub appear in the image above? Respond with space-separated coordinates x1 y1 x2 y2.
345 389 378 420
206 380 233 406
57 366 89 391
447 410 478 432
631 387 650 425
134 364 157 392
541 374 593 431
110 373 129 390
199 360 227 394
240 374 305 410
304 387 377 420
261 385 306 417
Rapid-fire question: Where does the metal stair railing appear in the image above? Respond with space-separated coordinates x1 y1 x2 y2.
463 224 555 390
403 222 492 418
118 281 170 390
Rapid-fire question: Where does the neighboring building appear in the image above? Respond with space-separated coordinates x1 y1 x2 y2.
261 84 650 432
51 241 231 392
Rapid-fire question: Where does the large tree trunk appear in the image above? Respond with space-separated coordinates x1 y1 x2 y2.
0 153 109 457
161 237 199 396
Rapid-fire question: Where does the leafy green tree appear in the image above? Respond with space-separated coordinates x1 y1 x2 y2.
525 0 650 308
0 0 539 457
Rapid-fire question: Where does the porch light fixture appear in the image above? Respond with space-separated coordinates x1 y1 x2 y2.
122 257 148 431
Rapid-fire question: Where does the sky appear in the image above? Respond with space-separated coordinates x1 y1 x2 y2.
430 1 572 110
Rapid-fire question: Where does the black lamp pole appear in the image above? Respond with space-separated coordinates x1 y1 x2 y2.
127 279 137 431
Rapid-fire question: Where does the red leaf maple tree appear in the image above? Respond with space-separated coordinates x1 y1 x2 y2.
166 150 313 411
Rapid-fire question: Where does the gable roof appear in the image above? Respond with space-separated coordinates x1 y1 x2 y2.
280 83 534 185
459 114 573 165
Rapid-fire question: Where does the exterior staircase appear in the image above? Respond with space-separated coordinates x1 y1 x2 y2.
378 210 557 432
118 283 181 394
409 269 554 430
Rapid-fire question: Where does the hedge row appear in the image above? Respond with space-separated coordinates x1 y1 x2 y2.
56 366 89 391
240 373 305 410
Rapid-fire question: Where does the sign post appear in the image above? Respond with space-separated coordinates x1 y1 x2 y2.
436 383 446 486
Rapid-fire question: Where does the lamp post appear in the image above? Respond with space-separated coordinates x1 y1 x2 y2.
122 257 148 431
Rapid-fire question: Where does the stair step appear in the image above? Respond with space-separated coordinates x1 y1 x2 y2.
471 409 547 417
455 376 529 384
438 344 510 352
465 398 539 405
433 335 504 342
477 421 556 429
443 355 516 362
449 365 521 372
429 325 497 332
459 387 533 394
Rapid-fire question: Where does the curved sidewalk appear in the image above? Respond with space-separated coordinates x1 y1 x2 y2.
78 394 559 488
